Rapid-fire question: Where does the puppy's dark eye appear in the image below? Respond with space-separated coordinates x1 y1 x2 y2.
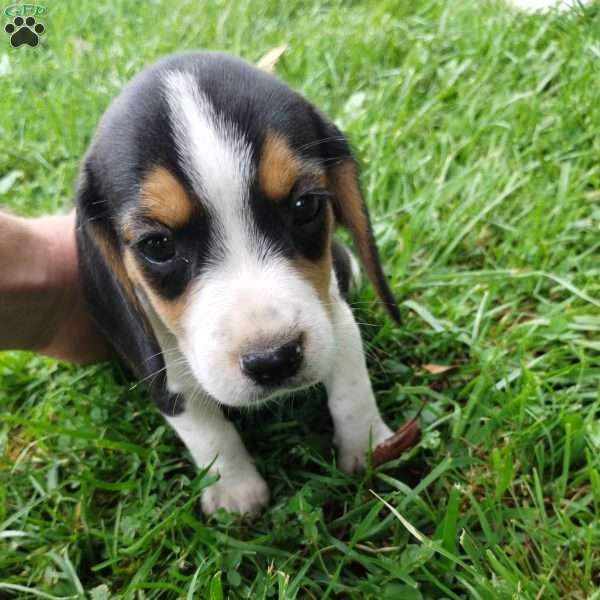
138 234 176 263
292 193 323 226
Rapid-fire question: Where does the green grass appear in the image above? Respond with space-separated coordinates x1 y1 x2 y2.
1 0 600 597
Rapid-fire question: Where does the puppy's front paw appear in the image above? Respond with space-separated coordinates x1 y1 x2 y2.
201 467 269 516
336 420 394 474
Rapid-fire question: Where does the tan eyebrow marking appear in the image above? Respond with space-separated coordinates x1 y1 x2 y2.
258 130 326 200
139 165 194 228
259 131 301 199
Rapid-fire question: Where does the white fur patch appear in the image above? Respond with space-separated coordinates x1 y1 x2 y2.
181 254 335 407
164 70 252 216
325 298 392 473
167 399 269 515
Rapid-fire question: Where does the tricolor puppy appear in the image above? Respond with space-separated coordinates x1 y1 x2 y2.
76 51 400 515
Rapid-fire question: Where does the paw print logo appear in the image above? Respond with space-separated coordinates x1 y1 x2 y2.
5 16 45 47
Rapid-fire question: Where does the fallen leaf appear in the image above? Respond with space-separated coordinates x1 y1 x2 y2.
256 45 287 73
372 417 420 466
421 363 454 374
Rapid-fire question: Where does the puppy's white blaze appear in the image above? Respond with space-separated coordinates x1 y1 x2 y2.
164 70 252 209
164 69 263 259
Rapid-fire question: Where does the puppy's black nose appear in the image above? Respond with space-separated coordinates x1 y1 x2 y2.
241 337 303 385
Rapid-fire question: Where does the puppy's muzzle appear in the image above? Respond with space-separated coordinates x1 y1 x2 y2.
240 336 304 386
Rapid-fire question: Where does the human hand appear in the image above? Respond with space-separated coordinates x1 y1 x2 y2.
0 211 113 363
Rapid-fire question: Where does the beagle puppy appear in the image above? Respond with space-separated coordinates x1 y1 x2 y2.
76 51 400 515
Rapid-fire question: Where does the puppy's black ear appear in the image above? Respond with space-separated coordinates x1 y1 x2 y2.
315 112 400 323
76 163 181 415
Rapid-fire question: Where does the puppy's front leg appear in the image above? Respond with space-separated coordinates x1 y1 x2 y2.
166 399 269 515
325 299 393 473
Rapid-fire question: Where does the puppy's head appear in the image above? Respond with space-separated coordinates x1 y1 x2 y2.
77 52 398 409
